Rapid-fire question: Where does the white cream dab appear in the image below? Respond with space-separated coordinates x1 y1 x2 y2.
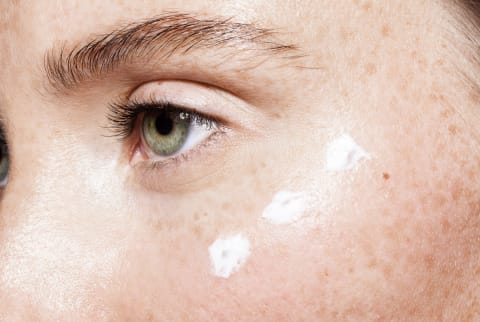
208 234 250 279
262 191 309 225
326 134 371 171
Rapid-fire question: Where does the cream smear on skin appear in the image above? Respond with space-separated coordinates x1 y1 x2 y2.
208 234 251 279
326 134 371 171
262 191 310 225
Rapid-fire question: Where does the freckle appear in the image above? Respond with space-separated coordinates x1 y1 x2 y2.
424 254 435 270
410 50 417 59
441 217 451 233
340 27 354 42
441 109 452 119
249 164 258 176
448 124 458 135
365 63 377 75
381 24 391 37
348 55 360 69
469 90 480 103
382 264 392 279
383 172 390 180
475 266 480 276
193 225 203 239
417 56 427 71
316 269 330 282
467 168 475 180
195 212 209 221
271 112 281 119
362 1 372 11
277 245 289 257
368 257 377 269
435 195 447 207
435 59 445 67
152 221 165 233
451 184 462 201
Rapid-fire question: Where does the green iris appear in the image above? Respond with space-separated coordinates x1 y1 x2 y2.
0 142 8 186
142 110 190 156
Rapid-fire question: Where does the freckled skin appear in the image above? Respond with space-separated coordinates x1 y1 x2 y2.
1 0 480 321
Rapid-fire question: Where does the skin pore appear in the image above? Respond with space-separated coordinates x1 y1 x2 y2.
1 0 480 321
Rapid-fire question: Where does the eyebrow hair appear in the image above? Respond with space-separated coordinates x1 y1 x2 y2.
446 0 480 92
44 12 302 93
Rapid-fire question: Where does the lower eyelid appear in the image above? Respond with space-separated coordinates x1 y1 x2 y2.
132 127 228 170
129 129 231 193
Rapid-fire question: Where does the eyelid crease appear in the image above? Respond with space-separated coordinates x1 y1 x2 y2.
44 11 303 94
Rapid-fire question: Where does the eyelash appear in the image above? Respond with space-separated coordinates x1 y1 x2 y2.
106 98 228 170
106 98 221 140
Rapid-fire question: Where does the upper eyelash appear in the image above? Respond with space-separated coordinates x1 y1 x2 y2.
0 121 9 153
106 98 220 139
0 133 6 147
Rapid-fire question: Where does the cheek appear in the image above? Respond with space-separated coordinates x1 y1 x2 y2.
201 106 480 319
19 102 474 320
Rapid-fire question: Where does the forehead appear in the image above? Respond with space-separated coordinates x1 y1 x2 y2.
0 0 293 62
1 0 287 30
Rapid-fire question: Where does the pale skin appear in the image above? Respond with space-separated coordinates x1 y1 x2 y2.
1 0 480 321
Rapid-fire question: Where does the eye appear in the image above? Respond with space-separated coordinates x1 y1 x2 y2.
0 140 9 188
107 98 222 166
141 108 216 158
105 80 253 191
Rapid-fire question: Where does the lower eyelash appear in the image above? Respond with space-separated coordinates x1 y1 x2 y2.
135 128 227 171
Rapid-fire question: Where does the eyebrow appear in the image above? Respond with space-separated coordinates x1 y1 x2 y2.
44 12 302 93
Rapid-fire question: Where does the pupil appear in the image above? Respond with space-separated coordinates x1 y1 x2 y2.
155 113 174 135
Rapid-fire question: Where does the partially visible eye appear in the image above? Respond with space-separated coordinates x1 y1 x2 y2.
0 140 9 188
141 108 215 158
